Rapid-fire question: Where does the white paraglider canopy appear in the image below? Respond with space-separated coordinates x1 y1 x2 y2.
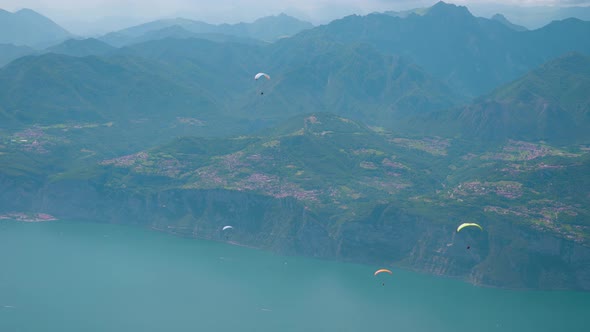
254 72 270 80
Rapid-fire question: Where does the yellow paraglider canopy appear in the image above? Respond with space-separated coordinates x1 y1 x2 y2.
457 223 483 232
374 268 393 276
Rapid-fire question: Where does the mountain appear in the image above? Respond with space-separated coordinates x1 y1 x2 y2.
456 52 590 143
44 38 116 57
100 13 313 47
491 13 527 31
294 1 590 96
0 43 34 67
0 34 461 138
3 9 588 142
0 8 72 47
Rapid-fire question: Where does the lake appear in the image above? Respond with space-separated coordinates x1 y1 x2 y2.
1 220 589 332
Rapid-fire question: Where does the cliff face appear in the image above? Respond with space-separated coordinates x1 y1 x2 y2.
31 180 336 258
3 178 589 290
335 205 590 290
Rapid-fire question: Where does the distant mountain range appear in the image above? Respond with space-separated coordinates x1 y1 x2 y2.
0 9 312 52
385 2 590 30
300 1 590 97
1 4 589 144
99 13 313 46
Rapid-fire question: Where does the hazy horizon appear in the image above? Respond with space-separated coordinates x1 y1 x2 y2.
2 0 590 35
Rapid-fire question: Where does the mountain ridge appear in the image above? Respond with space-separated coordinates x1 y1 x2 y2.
0 8 72 47
293 1 590 96
99 13 313 47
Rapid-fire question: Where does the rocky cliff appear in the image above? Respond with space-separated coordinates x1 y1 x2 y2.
3 177 587 291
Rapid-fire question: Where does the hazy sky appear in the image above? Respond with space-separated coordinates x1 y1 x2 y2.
1 0 589 34
3 0 588 22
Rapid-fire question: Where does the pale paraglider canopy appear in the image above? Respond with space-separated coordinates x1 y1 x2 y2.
457 223 483 232
254 72 270 80
222 225 234 231
374 268 393 276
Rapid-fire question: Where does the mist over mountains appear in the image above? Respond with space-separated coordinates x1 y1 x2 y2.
1 1 589 290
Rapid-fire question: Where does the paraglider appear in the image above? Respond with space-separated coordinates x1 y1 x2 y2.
374 269 392 276
457 223 483 250
255 72 270 95
374 268 392 286
456 223 483 232
222 225 234 240
254 73 270 80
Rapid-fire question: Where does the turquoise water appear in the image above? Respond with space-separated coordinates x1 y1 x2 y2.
1 220 589 332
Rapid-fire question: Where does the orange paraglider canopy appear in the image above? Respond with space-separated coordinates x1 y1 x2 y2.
374 268 393 276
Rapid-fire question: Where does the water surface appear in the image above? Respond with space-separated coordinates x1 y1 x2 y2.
1 220 589 332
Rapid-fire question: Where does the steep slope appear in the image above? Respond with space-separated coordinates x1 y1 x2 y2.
0 8 72 47
457 52 590 143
